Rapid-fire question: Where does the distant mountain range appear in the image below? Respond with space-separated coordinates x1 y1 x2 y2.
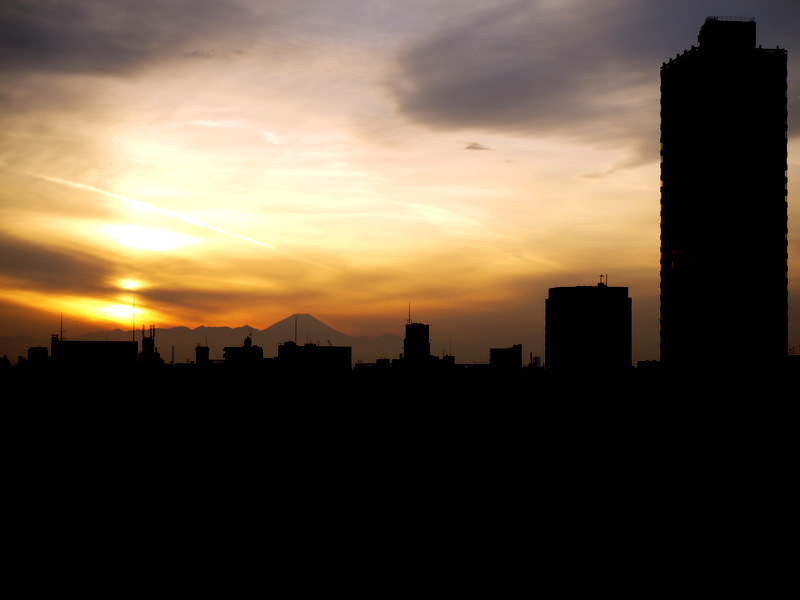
0 314 403 366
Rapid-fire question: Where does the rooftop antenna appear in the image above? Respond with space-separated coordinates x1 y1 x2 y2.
132 296 136 342
60 313 64 342
407 302 412 324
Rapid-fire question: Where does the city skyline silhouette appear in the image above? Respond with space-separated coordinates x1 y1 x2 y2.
4 12 798 592
1 2 798 376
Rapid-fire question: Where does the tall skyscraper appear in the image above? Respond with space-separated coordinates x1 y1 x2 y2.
403 322 431 362
660 17 788 369
545 280 632 372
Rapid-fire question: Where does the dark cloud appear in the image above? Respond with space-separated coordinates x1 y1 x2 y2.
0 234 116 293
0 0 411 77
464 142 491 150
391 3 650 127
0 0 273 75
389 0 800 160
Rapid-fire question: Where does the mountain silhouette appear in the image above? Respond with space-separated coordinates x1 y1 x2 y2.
0 314 402 366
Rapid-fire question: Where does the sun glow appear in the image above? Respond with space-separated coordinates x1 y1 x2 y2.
102 224 196 251
99 304 140 321
119 279 142 290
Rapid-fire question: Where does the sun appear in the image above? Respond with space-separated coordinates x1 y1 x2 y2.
119 279 142 290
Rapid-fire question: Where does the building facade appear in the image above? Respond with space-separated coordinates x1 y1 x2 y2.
660 17 788 369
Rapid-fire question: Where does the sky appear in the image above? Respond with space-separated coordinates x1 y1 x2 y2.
1 0 798 364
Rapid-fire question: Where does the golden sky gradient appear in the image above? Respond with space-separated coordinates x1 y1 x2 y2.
1 0 798 363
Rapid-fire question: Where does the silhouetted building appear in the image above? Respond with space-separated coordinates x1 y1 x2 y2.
277 341 352 373
138 325 164 367
545 281 632 372
50 334 138 370
402 322 431 362
27 346 49 366
223 335 264 366
490 344 522 371
195 345 210 366
660 17 788 369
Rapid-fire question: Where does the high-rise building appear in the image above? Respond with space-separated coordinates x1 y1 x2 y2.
403 322 431 362
660 17 788 369
545 281 632 372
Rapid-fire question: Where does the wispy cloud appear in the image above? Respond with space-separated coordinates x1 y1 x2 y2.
32 174 277 249
0 0 273 75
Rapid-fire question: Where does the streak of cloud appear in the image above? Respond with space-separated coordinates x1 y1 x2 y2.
32 173 278 250
29 172 349 275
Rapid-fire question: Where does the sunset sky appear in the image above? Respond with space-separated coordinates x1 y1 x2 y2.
1 0 798 364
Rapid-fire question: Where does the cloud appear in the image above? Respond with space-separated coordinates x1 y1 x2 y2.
392 5 623 115
0 0 421 78
262 131 284 145
464 142 491 150
0 0 270 76
0 234 116 293
183 48 247 61
388 0 800 162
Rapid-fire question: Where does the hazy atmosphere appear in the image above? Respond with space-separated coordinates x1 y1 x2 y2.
1 0 798 364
